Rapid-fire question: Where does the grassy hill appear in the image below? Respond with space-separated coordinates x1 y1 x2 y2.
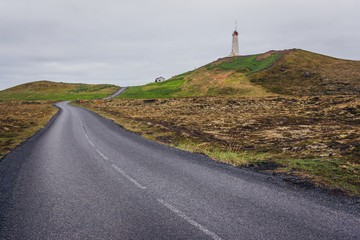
3 49 359 100
0 81 120 100
119 49 360 99
250 49 360 95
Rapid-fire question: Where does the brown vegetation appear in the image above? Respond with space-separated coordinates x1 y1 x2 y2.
0 80 119 100
79 96 360 196
251 49 360 95
0 101 58 158
84 96 360 160
119 49 360 99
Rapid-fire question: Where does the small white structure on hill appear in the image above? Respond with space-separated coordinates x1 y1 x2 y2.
229 23 240 57
155 76 165 82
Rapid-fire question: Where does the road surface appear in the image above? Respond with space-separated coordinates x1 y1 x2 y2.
0 101 359 239
103 87 128 100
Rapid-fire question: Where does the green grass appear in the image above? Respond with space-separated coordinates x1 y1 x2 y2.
175 142 271 165
118 52 281 99
118 78 183 99
205 52 281 74
177 140 360 195
0 92 112 101
118 71 194 99
170 135 360 196
69 84 89 93
0 81 119 101
274 157 360 195
92 84 116 91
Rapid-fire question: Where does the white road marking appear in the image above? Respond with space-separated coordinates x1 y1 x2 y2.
96 149 109 160
79 118 96 147
78 118 84 128
112 164 147 189
83 131 95 146
88 139 95 147
84 132 90 140
79 117 145 189
79 118 87 135
156 198 222 240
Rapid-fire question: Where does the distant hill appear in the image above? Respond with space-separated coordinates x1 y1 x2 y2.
0 81 120 100
119 49 360 98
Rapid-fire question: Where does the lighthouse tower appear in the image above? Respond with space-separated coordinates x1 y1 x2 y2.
229 24 240 57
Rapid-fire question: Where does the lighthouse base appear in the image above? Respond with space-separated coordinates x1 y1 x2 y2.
228 51 240 57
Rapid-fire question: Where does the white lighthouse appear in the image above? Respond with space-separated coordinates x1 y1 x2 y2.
229 25 240 57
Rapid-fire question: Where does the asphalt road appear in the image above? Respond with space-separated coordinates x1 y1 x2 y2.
102 87 128 100
0 101 359 239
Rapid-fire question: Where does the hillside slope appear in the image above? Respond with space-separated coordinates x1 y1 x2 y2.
0 81 120 100
119 49 360 99
251 49 360 95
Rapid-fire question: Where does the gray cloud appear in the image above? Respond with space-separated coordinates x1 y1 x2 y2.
0 0 359 90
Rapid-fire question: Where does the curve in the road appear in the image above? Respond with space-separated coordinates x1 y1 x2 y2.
103 87 128 100
0 101 359 239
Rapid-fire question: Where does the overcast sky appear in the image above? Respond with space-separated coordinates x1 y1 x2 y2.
0 0 359 90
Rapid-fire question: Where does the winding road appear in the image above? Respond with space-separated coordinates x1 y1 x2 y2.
102 87 128 100
0 101 359 239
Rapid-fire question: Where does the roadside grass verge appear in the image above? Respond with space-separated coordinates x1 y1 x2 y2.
0 101 58 159
173 141 360 195
74 96 360 197
274 157 360 195
173 141 272 165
